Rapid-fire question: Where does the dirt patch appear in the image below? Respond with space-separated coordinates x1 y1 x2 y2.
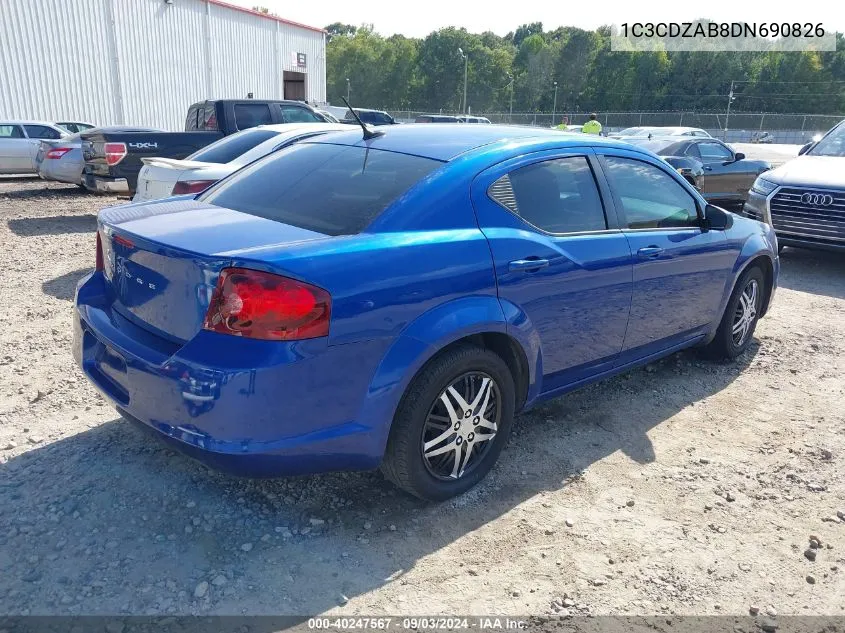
1 180 843 617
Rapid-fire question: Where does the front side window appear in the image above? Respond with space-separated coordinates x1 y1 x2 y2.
23 125 62 140
234 104 272 130
201 143 442 236
281 106 321 123
697 142 733 162
603 156 699 230
489 157 607 234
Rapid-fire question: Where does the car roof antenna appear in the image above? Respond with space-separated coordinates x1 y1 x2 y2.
341 97 384 141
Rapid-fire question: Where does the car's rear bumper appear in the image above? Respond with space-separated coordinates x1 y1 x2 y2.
73 272 385 477
83 173 130 194
38 162 83 185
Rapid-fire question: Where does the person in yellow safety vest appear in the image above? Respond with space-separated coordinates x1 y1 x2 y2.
555 116 570 131
582 113 602 135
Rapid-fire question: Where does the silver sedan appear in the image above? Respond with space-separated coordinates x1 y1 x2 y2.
36 126 157 186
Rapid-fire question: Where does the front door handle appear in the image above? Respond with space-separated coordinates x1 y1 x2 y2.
509 258 550 272
704 165 713 171
637 246 664 259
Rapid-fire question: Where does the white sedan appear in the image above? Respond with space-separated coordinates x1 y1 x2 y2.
132 122 349 202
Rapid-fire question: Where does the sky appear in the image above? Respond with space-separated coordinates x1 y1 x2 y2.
227 0 845 38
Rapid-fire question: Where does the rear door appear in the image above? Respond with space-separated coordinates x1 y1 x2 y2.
472 149 633 391
597 150 734 360
0 124 31 173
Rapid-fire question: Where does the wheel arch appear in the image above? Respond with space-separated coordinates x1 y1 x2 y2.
733 235 776 318
704 237 776 345
358 296 540 462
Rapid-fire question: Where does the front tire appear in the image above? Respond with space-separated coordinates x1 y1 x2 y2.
381 345 516 501
704 266 765 360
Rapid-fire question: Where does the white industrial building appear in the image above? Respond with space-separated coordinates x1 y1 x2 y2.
0 0 327 130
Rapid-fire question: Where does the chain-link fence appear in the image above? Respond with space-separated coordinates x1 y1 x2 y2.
389 110 843 143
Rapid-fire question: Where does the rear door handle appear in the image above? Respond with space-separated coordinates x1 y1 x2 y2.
704 166 713 171
637 246 664 259
509 258 549 272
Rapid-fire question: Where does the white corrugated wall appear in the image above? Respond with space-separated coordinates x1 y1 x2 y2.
0 0 326 130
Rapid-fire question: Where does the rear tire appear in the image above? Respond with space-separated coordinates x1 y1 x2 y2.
703 266 765 360
381 345 515 501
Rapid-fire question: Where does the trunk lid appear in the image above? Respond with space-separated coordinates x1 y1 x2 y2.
99 199 329 342
133 158 218 203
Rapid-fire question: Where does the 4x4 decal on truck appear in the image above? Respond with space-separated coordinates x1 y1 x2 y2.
128 142 158 150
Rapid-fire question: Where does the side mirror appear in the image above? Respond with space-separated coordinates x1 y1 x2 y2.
733 152 745 161
798 142 813 156
702 204 732 231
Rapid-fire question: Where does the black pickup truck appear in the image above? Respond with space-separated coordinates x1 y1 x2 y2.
81 99 327 194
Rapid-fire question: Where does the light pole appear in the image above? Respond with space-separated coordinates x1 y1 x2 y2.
552 81 558 127
346 78 350 101
507 74 514 123
724 80 735 141
458 47 468 114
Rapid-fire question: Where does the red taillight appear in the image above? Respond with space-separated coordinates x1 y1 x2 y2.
104 142 127 166
95 232 104 271
113 234 134 249
172 179 217 195
45 147 72 159
203 268 331 341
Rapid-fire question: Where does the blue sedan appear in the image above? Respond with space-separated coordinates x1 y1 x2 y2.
73 125 779 501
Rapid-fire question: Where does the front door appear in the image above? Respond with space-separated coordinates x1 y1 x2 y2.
472 149 633 391
597 151 735 360
0 124 32 173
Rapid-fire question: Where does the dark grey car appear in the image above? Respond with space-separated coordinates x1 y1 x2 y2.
744 120 845 252
623 136 771 211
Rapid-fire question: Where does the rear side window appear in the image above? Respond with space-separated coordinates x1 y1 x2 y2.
187 129 281 164
603 156 699 229
415 116 432 123
24 125 62 139
234 104 272 130
281 106 321 123
0 125 24 138
201 143 442 236
490 157 607 234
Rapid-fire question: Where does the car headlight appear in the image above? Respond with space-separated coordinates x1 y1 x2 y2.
750 176 777 196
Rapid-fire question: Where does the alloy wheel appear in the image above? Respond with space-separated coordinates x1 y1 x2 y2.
421 372 501 480
732 278 759 347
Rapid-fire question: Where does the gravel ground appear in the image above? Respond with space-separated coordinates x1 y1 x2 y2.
1 178 844 618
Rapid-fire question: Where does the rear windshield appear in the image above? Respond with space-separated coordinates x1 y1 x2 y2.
187 129 281 164
200 143 442 236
